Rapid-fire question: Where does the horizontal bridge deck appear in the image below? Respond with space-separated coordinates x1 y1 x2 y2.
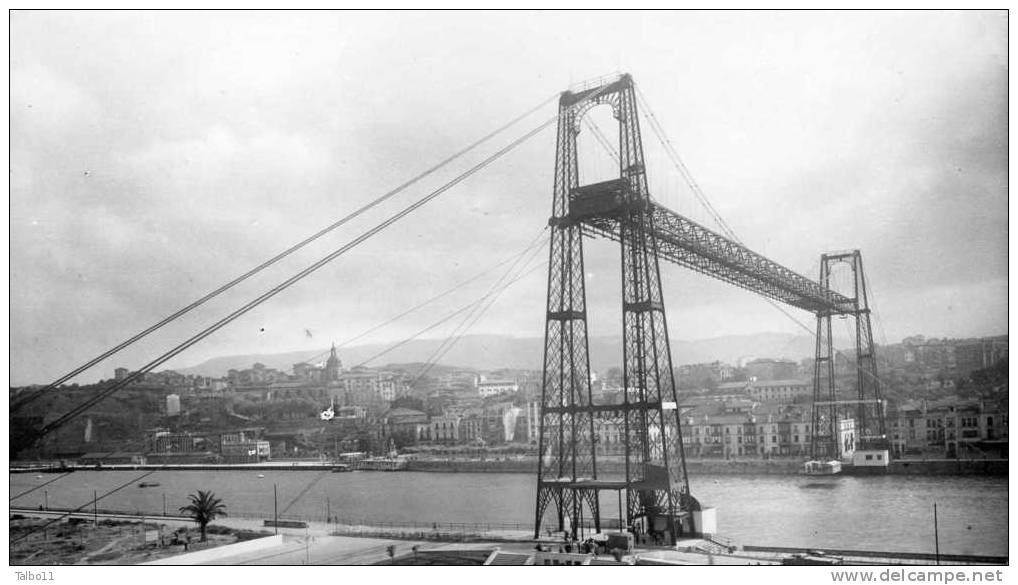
564 188 856 315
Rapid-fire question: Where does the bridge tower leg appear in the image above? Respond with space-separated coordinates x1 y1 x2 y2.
535 74 697 542
839 251 886 444
811 258 839 460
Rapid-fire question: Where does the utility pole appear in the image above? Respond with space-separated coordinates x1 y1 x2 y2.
163 493 167 517
614 492 623 533
273 484 278 535
326 496 331 523
934 502 941 565
44 490 48 511
93 490 98 526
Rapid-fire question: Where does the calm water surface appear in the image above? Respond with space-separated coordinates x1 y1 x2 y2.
9 471 1007 556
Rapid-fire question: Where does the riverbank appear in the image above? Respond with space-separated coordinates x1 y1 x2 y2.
11 456 1007 476
9 513 272 565
403 457 1007 476
10 508 1005 566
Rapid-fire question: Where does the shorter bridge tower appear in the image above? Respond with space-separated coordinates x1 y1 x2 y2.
810 250 886 460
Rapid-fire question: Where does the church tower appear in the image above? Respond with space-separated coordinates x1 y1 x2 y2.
325 343 342 382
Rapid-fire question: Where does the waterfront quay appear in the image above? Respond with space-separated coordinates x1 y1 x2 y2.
9 507 1006 566
12 455 1008 476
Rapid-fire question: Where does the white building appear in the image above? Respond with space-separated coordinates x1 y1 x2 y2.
746 380 811 403
166 394 181 417
478 380 519 398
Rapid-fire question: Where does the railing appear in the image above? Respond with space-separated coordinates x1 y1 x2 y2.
15 503 633 539
706 534 738 552
570 72 624 92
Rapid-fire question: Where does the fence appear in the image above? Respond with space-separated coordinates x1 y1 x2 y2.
15 504 632 540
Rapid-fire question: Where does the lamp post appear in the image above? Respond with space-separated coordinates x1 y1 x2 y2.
934 502 941 565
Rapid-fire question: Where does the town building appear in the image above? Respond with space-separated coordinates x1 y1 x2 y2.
166 394 181 417
220 438 271 463
745 379 811 403
336 366 408 405
477 380 519 398
745 358 799 381
147 430 206 453
424 414 461 443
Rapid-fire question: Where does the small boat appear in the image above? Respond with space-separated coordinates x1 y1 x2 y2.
803 460 842 475
800 481 839 490
257 473 265 478
138 482 161 488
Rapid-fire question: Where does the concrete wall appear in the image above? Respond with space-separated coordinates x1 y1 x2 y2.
143 534 284 565
406 457 1006 476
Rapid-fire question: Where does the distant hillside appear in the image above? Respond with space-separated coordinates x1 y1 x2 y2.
174 332 852 378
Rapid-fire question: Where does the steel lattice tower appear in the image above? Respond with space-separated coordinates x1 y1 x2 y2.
810 250 886 459
534 74 698 541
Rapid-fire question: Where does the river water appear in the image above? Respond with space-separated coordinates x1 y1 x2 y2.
9 471 1007 556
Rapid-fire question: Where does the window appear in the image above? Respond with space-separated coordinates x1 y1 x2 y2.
876 454 883 460
772 436 777 443
865 454 873 461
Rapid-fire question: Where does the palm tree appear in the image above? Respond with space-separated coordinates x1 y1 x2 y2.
179 490 227 542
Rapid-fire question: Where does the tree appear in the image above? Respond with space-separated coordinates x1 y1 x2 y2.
179 490 227 542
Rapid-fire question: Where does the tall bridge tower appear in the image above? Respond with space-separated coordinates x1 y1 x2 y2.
534 74 698 540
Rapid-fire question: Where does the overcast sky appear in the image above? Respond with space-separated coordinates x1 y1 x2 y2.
9 11 1008 385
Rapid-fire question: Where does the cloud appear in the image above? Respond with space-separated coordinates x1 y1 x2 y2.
9 11 1008 385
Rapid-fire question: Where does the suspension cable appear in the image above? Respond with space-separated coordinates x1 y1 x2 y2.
582 118 620 163
410 229 547 380
410 234 549 386
410 259 548 387
350 233 550 370
278 471 330 516
29 114 561 444
10 470 158 545
634 82 891 394
338 232 550 352
285 238 557 370
13 92 560 413
9 470 75 501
